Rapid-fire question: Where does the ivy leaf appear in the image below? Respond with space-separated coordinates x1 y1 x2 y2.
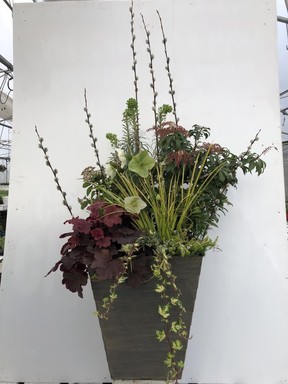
156 329 166 342
172 340 183 351
164 353 173 368
128 150 155 177
155 284 165 293
158 304 170 319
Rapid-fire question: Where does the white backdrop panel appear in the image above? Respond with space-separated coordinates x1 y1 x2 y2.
0 1 287 383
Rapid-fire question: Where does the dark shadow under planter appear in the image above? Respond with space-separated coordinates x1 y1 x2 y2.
91 255 203 380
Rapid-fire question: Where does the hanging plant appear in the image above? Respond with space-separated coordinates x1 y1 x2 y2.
36 2 273 382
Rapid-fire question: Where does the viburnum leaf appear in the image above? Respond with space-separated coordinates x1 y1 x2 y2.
65 217 91 234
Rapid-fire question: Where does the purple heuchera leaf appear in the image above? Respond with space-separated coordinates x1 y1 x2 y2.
95 259 125 281
91 248 111 269
45 260 62 277
88 201 107 219
62 265 88 298
96 236 111 248
60 234 80 254
47 199 150 297
112 227 143 245
91 227 104 240
102 205 124 227
65 217 91 234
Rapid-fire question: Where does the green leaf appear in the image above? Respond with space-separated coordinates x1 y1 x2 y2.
124 196 147 214
171 321 181 333
156 330 166 342
128 150 155 177
158 305 170 319
155 284 165 293
172 339 183 350
218 171 225 182
170 297 180 306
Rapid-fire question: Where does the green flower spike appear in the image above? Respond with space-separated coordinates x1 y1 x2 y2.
124 196 147 214
128 150 155 178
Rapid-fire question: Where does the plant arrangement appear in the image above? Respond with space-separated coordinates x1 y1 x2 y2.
36 3 270 382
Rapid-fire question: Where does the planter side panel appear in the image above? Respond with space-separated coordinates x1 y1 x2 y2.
92 257 202 380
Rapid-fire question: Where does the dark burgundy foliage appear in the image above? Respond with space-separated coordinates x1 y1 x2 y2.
47 200 152 297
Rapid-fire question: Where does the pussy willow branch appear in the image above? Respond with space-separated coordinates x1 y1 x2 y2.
84 89 108 187
129 1 140 153
35 126 73 217
156 10 179 125
141 13 160 160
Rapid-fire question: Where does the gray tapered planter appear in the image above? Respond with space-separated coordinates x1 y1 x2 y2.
91 255 203 380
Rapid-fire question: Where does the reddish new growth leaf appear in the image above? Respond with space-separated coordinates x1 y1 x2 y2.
152 121 189 139
47 200 152 297
202 142 223 154
168 150 194 166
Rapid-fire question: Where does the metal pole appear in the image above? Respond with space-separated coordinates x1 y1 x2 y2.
278 15 288 24
0 55 13 72
2 0 12 11
0 123 12 130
